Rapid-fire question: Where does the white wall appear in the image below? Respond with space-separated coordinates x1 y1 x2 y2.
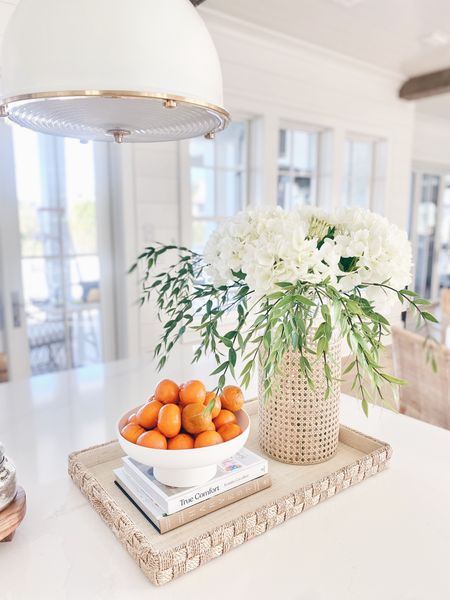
113 141 181 357
413 112 450 169
117 9 417 357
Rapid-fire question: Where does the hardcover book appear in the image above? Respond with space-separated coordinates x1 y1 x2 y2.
122 448 269 515
114 467 272 534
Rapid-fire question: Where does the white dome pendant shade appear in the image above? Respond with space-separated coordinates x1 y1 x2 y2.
0 0 230 143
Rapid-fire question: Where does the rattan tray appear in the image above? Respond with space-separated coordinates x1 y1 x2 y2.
68 402 392 586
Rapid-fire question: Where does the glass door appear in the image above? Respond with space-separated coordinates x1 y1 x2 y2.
413 173 440 299
0 122 29 382
0 122 116 380
438 176 450 292
0 278 8 383
409 167 450 302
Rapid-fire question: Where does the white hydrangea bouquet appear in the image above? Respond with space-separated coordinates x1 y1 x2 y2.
131 206 435 417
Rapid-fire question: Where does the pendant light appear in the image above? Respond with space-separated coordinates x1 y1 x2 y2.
0 0 230 143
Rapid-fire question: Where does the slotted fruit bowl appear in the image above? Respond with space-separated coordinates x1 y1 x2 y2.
117 406 250 487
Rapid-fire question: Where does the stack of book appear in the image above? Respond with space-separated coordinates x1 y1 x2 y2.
114 448 271 533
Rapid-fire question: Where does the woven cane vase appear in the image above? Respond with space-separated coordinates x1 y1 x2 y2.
258 337 341 465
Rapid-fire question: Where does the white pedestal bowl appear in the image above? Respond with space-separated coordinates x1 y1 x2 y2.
117 406 250 487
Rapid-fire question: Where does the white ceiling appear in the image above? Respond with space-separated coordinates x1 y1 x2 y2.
206 0 450 119
1 0 450 118
207 0 450 77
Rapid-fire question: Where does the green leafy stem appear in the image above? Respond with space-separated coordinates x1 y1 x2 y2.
130 244 438 416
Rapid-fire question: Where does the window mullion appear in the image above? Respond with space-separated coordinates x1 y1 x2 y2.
369 141 376 211
314 133 321 207
213 138 219 218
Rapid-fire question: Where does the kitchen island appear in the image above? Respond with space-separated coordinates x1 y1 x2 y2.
0 353 449 600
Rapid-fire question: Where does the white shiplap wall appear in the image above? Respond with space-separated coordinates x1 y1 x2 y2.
413 112 450 168
112 10 418 356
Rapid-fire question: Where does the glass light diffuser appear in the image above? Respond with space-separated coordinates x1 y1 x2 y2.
0 0 230 143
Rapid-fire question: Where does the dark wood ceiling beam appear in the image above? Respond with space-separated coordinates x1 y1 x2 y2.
399 68 450 100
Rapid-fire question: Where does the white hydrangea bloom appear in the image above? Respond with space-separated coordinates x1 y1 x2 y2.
204 205 412 313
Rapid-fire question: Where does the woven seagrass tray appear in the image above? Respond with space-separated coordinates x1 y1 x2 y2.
68 401 392 586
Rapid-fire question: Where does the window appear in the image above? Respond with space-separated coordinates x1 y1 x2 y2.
277 127 319 208
343 136 386 211
187 121 248 253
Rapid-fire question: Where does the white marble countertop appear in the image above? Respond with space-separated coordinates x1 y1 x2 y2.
0 351 449 600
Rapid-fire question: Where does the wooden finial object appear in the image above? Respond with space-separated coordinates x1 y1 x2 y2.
0 487 26 542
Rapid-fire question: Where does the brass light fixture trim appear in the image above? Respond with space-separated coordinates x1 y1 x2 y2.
2 90 229 143
106 129 131 143
2 89 229 119
163 99 177 109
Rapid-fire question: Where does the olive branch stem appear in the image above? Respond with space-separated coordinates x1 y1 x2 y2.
130 245 437 416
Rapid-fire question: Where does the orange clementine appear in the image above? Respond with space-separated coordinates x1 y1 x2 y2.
204 391 221 419
179 380 206 406
168 433 195 450
182 403 213 434
121 423 146 443
157 403 181 438
205 421 216 431
194 431 223 448
136 430 167 449
127 413 138 424
137 400 163 429
213 409 237 429
220 385 244 412
218 423 242 441
154 379 179 404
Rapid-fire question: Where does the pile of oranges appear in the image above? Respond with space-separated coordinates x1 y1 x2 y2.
120 379 245 450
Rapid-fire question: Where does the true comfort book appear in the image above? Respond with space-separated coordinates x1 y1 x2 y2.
114 467 272 534
122 448 268 514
